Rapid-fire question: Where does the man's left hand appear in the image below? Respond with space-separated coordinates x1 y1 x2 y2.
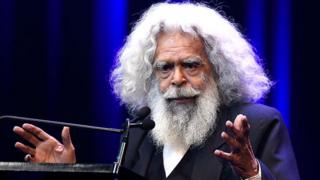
214 114 259 178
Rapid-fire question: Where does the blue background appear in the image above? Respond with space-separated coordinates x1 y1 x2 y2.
0 0 318 179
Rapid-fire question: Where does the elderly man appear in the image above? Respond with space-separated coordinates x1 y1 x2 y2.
13 2 299 180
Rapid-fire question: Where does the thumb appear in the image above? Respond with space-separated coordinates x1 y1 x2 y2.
61 126 74 149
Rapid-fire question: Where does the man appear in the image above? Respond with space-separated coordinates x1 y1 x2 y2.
13 2 299 180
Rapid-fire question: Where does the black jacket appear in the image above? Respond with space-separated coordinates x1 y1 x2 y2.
123 103 300 180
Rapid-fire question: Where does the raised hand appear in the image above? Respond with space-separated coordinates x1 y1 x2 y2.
214 114 258 178
13 123 76 163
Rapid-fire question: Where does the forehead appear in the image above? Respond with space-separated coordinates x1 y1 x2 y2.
154 31 208 62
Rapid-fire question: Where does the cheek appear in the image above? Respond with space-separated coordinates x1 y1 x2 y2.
188 77 206 90
186 72 211 90
157 78 171 93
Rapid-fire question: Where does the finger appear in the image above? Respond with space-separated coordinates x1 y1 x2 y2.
229 115 246 136
233 114 246 130
214 149 233 161
225 120 236 136
225 120 244 140
234 115 250 136
61 126 74 150
14 142 36 155
241 117 250 134
13 126 41 146
221 131 241 150
226 120 234 129
22 123 51 141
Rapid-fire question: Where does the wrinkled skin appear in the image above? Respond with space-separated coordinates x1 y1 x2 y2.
214 114 259 178
13 123 76 163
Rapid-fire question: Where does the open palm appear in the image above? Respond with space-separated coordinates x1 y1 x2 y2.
13 123 76 163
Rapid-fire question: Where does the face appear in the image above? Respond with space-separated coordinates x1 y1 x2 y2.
149 31 220 147
154 31 213 103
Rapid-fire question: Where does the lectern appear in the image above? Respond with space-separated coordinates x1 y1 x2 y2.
0 162 146 180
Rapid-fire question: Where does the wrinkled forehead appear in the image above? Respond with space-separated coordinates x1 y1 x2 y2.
155 31 206 54
154 30 213 68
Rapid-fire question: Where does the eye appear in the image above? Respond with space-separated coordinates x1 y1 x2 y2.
181 59 203 76
182 61 201 70
160 63 174 72
183 62 200 69
154 62 174 78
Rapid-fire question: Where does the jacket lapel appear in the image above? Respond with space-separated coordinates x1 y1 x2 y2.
131 133 155 177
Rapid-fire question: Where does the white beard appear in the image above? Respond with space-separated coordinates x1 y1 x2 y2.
147 78 220 148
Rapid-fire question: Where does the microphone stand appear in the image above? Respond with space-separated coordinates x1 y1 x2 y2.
113 118 130 179
0 115 123 133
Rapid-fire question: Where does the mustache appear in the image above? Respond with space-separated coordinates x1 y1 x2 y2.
163 86 201 99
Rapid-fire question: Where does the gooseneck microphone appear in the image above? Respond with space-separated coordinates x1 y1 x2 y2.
128 106 154 130
130 106 151 122
130 119 155 130
0 106 154 133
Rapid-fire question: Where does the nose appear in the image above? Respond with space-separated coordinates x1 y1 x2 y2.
171 66 187 86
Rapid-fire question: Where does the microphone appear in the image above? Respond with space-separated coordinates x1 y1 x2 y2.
130 106 151 122
130 120 155 130
129 106 154 130
0 107 154 133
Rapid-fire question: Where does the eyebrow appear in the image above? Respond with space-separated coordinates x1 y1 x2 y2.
182 58 203 64
153 61 171 69
153 57 203 66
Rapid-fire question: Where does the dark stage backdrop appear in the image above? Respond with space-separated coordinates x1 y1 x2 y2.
0 0 319 179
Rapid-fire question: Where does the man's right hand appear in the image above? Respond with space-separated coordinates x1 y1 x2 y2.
13 123 76 163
